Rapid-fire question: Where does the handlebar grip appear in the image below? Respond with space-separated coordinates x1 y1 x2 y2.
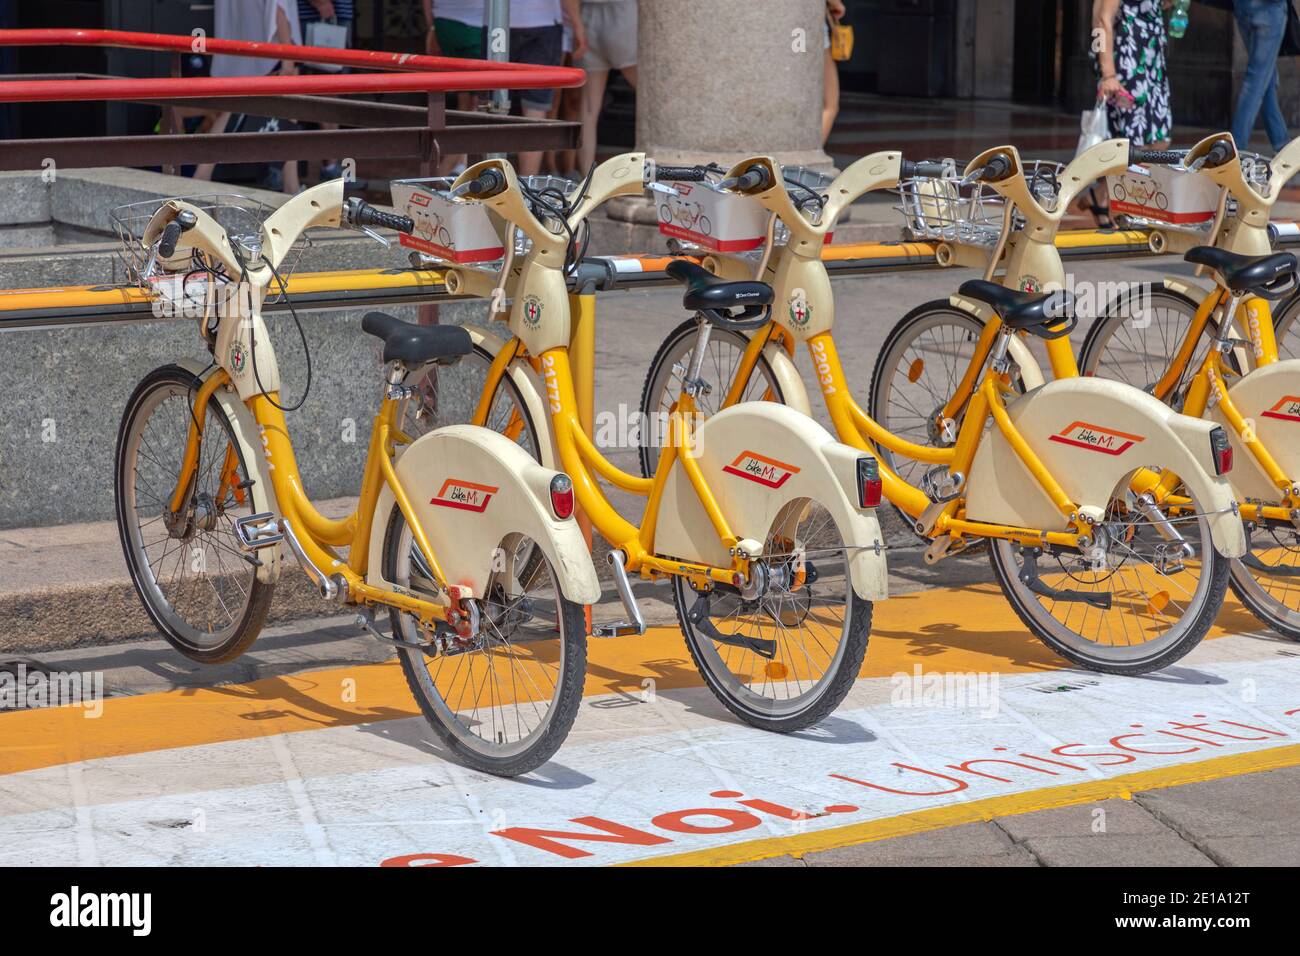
356 204 414 234
654 165 708 182
719 166 772 192
158 220 184 259
1128 147 1184 166
900 159 952 179
451 167 507 199
1203 139 1234 169
970 153 1013 183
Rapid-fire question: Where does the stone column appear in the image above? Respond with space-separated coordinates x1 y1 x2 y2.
635 0 830 169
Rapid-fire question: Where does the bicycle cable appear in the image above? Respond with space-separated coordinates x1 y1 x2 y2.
230 239 313 413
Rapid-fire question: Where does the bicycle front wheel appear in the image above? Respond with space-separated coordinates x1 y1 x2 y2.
114 365 273 663
638 316 785 477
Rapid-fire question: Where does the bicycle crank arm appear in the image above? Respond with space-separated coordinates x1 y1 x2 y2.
1018 549 1113 610
686 592 778 659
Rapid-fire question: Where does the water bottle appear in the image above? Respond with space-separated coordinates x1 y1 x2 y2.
1169 0 1191 39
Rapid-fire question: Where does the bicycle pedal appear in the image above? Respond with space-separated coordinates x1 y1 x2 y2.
591 620 642 638
234 512 284 551
920 466 964 504
592 549 646 638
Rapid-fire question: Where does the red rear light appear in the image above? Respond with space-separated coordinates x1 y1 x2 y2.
549 473 575 519
857 457 882 509
1209 426 1233 475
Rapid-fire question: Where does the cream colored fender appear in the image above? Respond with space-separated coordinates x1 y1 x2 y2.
177 358 282 584
760 342 813 415
461 324 559 470
1207 359 1300 502
946 293 1047 390
653 402 888 601
965 377 1246 558
365 424 600 605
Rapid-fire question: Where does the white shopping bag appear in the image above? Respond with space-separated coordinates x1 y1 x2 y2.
1076 98 1109 156
304 20 349 72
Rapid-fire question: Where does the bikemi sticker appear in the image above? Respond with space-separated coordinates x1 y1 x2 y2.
1261 394 1300 423
722 451 801 489
522 294 545 329
430 478 499 513
1048 420 1145 456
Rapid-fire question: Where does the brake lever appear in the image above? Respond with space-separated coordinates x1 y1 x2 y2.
359 224 390 248
647 182 680 197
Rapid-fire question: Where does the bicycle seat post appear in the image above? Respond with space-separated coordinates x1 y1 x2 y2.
682 313 715 397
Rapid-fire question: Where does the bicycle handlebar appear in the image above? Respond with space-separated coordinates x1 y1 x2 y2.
899 159 952 179
345 198 414 234
158 219 183 259
1127 147 1185 167
1201 138 1235 169
718 165 772 192
653 165 710 182
966 153 1013 184
450 167 507 200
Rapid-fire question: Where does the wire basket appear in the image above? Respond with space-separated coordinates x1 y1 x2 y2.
512 175 583 256
109 194 309 296
895 159 1064 247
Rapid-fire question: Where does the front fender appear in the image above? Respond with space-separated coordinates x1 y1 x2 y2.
762 340 813 415
178 358 281 583
966 377 1246 558
947 293 1047 390
653 402 888 600
464 325 558 470
366 424 600 604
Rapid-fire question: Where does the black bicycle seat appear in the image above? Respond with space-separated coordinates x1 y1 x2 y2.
362 311 472 366
959 280 1076 339
1184 247 1298 298
666 260 774 312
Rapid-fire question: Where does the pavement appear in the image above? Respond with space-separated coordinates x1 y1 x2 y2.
4 251 1300 866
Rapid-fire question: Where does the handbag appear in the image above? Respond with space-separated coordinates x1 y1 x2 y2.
304 19 350 73
1280 1 1300 57
1076 97 1110 157
827 14 854 62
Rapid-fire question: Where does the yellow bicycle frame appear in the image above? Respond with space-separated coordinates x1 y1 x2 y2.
167 368 452 626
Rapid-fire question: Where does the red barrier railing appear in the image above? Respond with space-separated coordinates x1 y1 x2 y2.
0 28 585 102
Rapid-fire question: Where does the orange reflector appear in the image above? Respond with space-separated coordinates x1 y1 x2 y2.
1146 591 1171 615
907 358 924 383
765 661 788 679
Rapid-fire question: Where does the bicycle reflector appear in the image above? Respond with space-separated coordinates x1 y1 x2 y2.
1209 426 1233 476
550 473 575 519
857 457 882 508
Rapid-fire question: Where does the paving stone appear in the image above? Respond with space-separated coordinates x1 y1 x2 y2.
1194 836 1300 867
802 821 1036 866
995 797 1166 841
1136 766 1300 839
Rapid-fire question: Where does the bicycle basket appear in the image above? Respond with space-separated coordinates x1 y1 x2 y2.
391 177 506 264
109 194 308 297
894 159 1064 247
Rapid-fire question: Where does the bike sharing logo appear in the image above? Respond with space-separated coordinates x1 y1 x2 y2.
229 342 247 375
521 294 545 329
430 478 499 513
1261 394 1300 423
1048 420 1145 456
723 451 801 489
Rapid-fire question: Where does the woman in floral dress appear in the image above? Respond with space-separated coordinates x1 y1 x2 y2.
1091 0 1173 148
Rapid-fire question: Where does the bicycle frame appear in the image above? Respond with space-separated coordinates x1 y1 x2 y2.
448 154 887 599
702 149 1245 558
152 179 599 629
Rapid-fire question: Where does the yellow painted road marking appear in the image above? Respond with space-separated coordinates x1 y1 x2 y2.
620 743 1300 867
0 582 1261 777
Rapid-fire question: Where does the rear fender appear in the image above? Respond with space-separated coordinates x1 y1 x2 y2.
365 424 600 604
653 402 888 600
179 359 281 583
947 293 1047 390
965 377 1246 557
1207 359 1300 502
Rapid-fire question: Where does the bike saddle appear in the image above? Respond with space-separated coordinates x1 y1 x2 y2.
362 311 473 366
666 260 773 328
1184 247 1299 299
958 279 1076 339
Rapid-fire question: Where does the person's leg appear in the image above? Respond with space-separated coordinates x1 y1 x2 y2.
822 47 840 145
1231 1 1283 149
579 68 609 173
514 26 562 178
434 19 485 174
191 111 231 181
1257 2 1290 149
